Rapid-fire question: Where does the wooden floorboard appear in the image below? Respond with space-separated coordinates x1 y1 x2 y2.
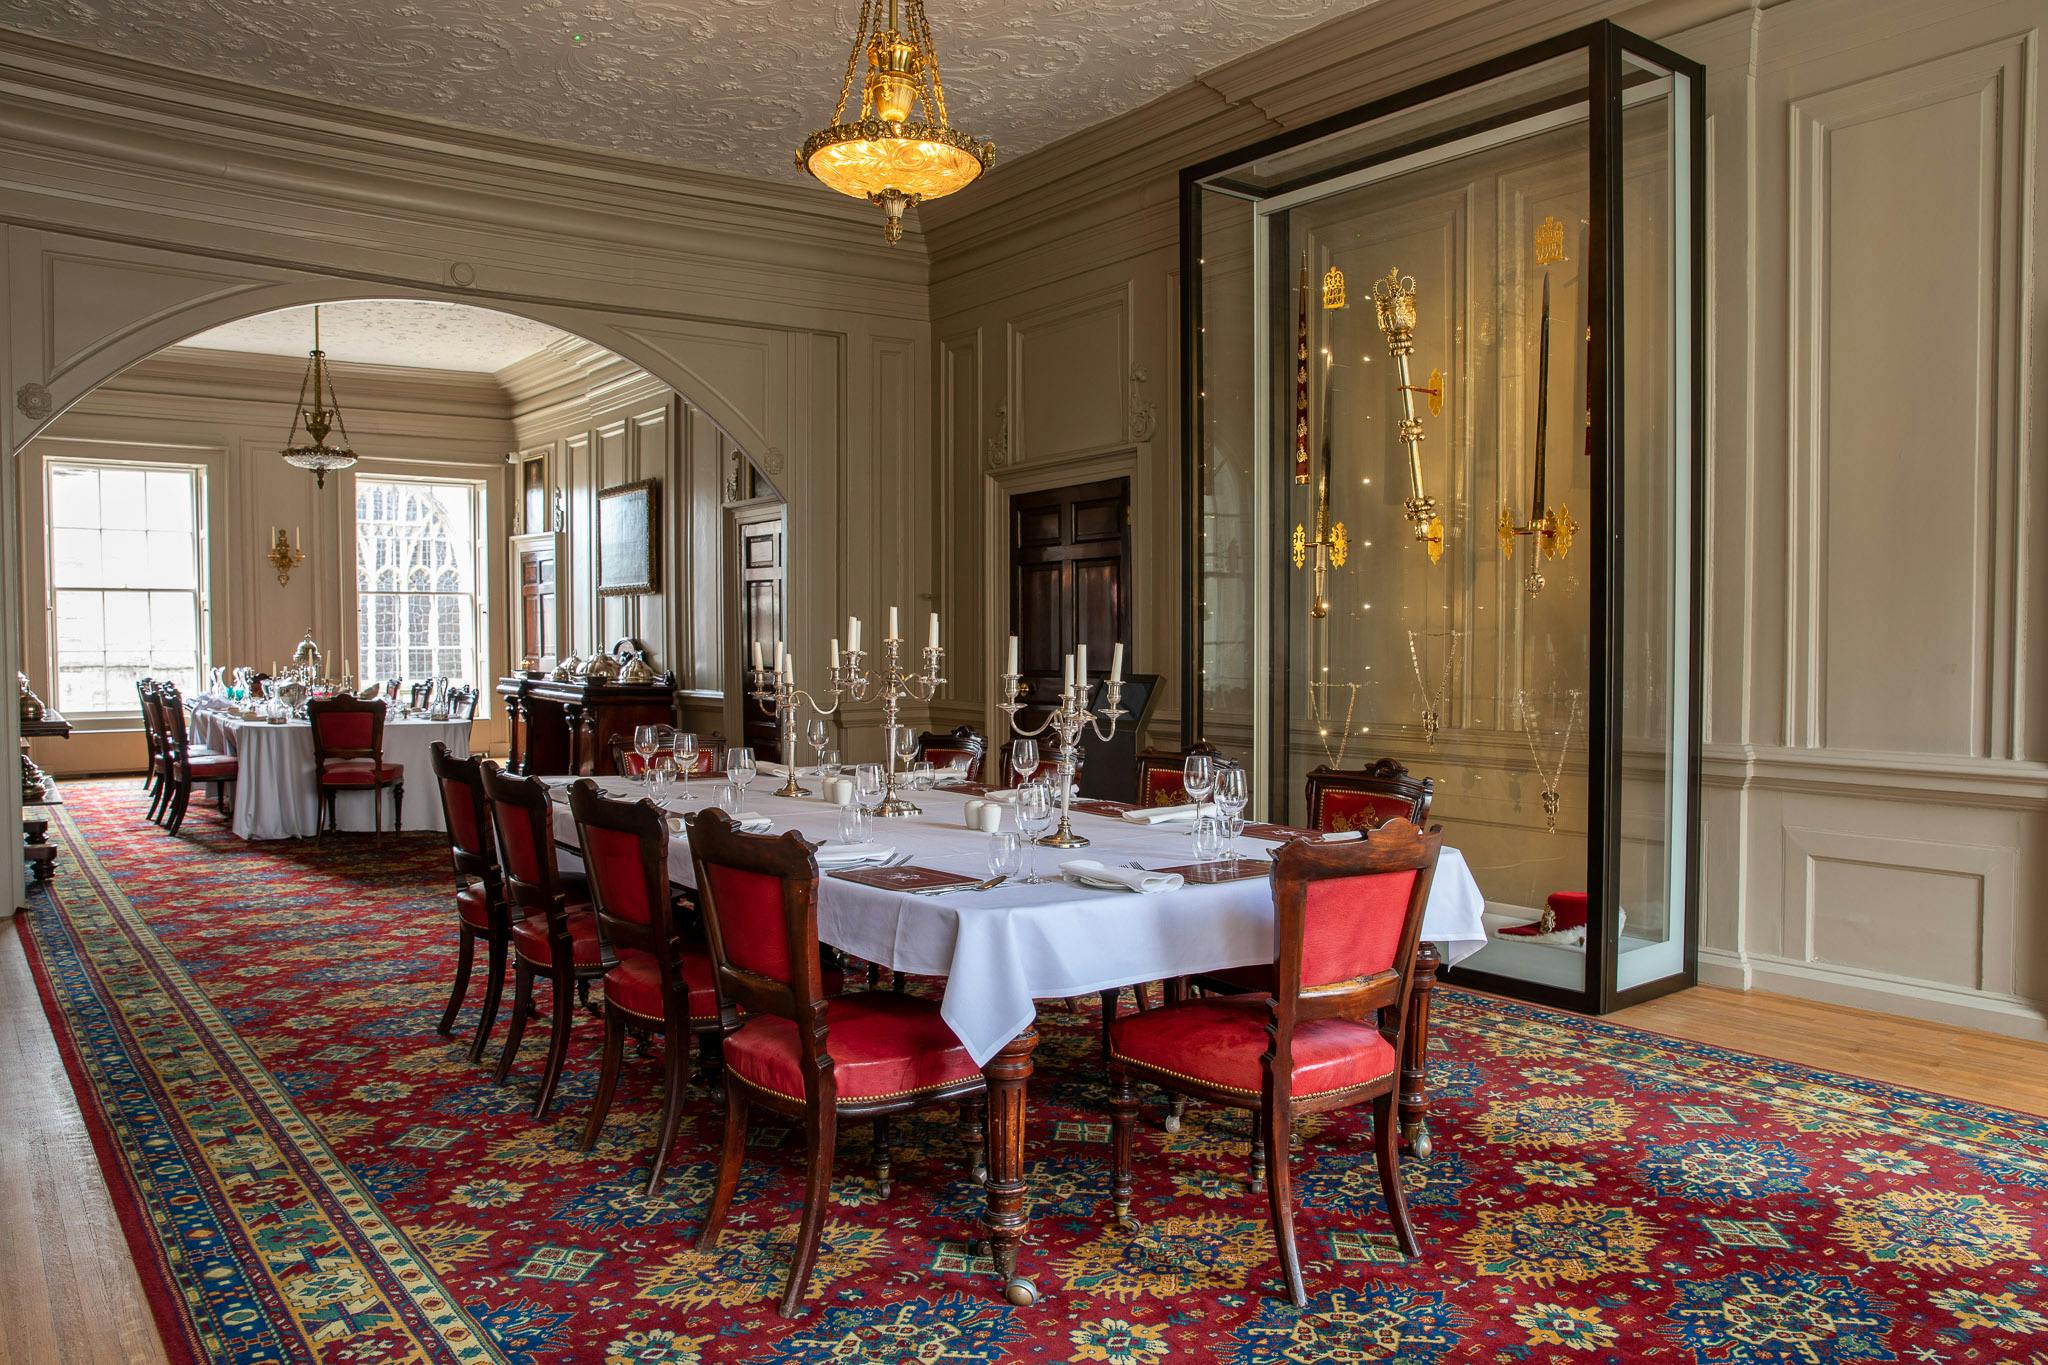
0 912 170 1365
1612 984 2048 1118
3 874 2044 1365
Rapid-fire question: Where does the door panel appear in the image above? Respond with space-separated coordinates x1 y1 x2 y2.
735 511 785 757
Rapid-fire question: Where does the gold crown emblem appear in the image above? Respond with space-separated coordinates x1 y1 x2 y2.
1535 215 1566 266
1372 268 1417 336
1321 266 1346 310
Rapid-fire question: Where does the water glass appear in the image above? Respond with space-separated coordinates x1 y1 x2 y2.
854 761 887 816
1214 763 1249 864
986 830 1023 881
805 717 830 776
1192 812 1227 862
821 747 841 776
1182 752 1215 842
908 760 936 791
838 803 870 843
1010 738 1038 788
1016 781 1055 884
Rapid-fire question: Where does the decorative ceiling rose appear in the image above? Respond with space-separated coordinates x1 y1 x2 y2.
796 0 994 244
279 305 359 489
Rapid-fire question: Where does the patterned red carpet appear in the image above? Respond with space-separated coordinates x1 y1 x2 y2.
18 779 2048 1363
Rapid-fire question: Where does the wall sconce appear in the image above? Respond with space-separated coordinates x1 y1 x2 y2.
268 526 305 586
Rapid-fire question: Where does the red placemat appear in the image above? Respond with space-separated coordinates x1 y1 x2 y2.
1155 861 1272 884
829 865 981 893
1070 799 1139 818
1240 821 1321 842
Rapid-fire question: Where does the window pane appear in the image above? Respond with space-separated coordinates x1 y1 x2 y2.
51 528 101 587
146 470 194 531
102 530 150 589
147 532 197 589
99 468 149 529
354 479 482 695
49 467 98 528
149 591 197 652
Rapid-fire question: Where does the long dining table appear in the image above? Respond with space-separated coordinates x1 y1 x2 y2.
547 772 1488 1306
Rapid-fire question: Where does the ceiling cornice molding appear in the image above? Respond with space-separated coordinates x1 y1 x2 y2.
498 336 671 427
118 346 516 417
923 0 1751 259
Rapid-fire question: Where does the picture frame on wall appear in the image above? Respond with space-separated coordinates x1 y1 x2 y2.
517 450 549 537
597 477 660 597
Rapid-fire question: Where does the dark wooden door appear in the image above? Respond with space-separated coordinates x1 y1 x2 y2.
1009 476 1131 719
735 508 785 757
518 546 556 668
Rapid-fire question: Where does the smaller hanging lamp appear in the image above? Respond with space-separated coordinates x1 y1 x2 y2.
279 306 358 489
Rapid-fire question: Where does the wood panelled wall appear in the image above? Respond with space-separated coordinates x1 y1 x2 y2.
924 0 2048 1040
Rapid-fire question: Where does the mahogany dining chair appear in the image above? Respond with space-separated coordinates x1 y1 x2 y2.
430 742 513 1064
1104 818 1443 1307
306 694 405 837
686 809 988 1318
479 762 609 1117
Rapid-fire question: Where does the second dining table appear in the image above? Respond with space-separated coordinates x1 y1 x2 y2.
547 771 1488 1306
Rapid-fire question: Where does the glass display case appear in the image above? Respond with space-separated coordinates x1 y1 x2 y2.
1181 23 1704 1012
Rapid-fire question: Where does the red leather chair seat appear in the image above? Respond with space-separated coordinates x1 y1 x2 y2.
1110 995 1395 1101
455 885 496 931
724 993 978 1104
188 754 240 778
510 907 602 969
603 946 720 1024
321 759 404 786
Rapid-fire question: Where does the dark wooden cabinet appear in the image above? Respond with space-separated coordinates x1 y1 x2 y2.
496 675 675 777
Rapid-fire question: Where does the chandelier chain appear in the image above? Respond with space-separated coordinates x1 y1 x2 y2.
913 1 949 127
833 0 872 124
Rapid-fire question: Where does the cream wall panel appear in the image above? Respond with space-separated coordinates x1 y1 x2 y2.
1009 291 1129 464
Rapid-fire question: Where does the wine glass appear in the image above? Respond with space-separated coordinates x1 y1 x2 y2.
892 726 919 779
674 732 699 796
1009 738 1038 789
728 746 756 804
908 760 936 791
854 761 886 823
804 717 830 776
1182 751 1215 842
633 724 660 788
1214 763 1249 865
1015 781 1055 884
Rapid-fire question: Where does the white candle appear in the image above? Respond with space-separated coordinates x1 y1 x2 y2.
784 653 794 682
775 639 786 674
928 612 939 650
830 638 841 670
1006 635 1020 676
751 640 764 670
1076 643 1088 681
1110 642 1124 683
888 606 899 641
851 616 862 652
1063 654 1074 691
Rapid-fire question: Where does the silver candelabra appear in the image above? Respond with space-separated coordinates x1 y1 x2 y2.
745 660 828 799
998 659 1125 848
823 629 945 817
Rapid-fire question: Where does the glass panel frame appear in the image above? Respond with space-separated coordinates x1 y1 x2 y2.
1179 22 1705 1013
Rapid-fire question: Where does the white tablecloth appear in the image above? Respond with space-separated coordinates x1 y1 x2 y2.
549 778 1488 1066
192 709 473 840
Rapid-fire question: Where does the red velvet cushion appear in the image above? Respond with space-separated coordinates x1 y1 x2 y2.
315 710 375 750
1302 869 1417 988
455 885 495 931
1315 789 1417 834
1111 995 1395 1100
585 824 659 927
603 946 719 1023
1140 767 1189 809
441 776 486 857
494 803 547 883
703 862 801 984
188 754 239 778
510 908 602 969
723 993 980 1104
321 759 403 786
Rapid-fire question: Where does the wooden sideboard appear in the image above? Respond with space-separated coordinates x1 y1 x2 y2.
496 674 676 777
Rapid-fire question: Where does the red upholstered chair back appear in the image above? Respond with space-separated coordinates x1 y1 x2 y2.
430 741 496 888
156 683 198 776
916 725 987 784
1306 760 1434 833
568 781 677 961
685 809 828 1033
447 684 479 720
607 732 726 779
1134 740 1223 808
1265 819 1443 1066
308 695 387 770
479 761 571 924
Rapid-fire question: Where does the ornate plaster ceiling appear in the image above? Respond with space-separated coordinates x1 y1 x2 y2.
0 1 1368 182
177 301 572 373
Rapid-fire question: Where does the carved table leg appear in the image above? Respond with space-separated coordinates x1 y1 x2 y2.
1400 941 1440 1159
981 1024 1039 1307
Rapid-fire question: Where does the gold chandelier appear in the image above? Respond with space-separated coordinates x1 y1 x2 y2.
279 306 358 489
797 0 995 244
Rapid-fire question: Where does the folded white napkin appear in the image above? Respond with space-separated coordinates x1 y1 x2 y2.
1319 829 1363 842
1120 802 1212 825
1061 860 1185 894
814 841 895 867
759 760 791 776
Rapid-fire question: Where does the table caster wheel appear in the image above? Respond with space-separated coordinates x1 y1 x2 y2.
1003 1276 1037 1307
1402 1121 1431 1160
969 1239 991 1259
1113 1216 1140 1236
1161 1113 1181 1134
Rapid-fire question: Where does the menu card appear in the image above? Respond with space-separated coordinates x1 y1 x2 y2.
1156 861 1272 885
830 865 981 893
1240 821 1323 843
